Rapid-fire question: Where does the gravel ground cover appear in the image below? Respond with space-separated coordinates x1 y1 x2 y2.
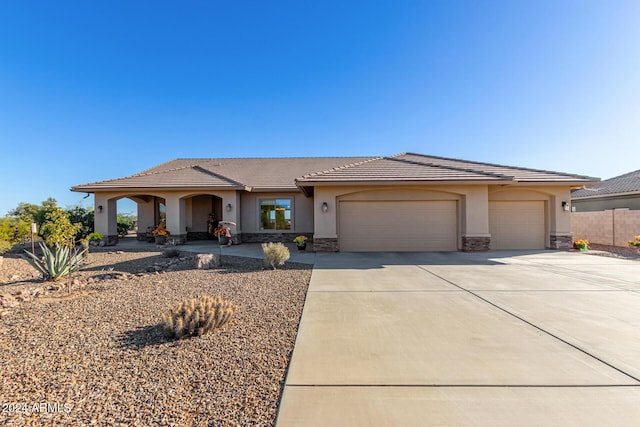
0 248 311 426
586 243 640 260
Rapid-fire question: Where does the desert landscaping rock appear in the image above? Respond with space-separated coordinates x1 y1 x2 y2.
0 249 311 426
195 253 220 270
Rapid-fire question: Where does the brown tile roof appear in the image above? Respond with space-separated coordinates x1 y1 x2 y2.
71 157 374 192
295 153 598 184
572 169 640 198
72 153 598 193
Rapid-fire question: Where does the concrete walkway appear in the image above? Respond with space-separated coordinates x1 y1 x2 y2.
276 250 640 426
112 236 316 264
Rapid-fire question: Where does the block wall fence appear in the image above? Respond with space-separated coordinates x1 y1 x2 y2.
571 210 640 246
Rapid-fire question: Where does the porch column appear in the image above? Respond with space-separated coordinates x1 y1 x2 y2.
549 189 573 249
461 186 491 251
221 192 241 244
165 196 187 245
94 196 118 246
136 199 155 240
312 187 338 252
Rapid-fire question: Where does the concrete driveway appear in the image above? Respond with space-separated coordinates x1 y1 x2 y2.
276 251 640 426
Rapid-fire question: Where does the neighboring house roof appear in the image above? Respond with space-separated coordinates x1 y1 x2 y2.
572 169 640 199
72 153 598 194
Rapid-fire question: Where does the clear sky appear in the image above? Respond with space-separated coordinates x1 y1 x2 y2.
1 1 638 216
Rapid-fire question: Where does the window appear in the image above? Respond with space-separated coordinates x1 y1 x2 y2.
260 199 292 230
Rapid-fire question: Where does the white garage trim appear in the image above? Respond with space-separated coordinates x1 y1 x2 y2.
489 201 546 250
338 200 458 252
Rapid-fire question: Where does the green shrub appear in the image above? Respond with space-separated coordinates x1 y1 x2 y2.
24 242 87 281
161 295 237 339
66 205 94 240
87 232 104 243
117 223 130 237
0 217 31 246
261 242 290 270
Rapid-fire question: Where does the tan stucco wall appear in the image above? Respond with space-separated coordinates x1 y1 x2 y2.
572 195 640 212
92 184 575 247
313 184 574 244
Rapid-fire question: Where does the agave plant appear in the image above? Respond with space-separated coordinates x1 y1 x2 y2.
24 242 87 281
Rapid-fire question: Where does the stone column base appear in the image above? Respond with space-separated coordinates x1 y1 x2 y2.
313 238 338 252
240 232 307 243
106 235 119 246
550 234 572 249
462 236 491 252
169 234 187 245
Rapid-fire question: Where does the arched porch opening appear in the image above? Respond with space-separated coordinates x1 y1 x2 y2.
183 194 224 241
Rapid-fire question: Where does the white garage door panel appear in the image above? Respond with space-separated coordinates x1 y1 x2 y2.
489 201 545 250
339 201 457 252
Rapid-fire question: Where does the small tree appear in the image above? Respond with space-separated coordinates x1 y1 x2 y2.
8 198 58 230
40 208 82 248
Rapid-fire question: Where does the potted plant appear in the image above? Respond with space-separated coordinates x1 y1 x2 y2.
87 232 104 246
293 235 308 251
214 226 231 246
573 239 589 251
152 224 170 244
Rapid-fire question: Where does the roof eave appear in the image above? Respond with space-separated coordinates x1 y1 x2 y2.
572 190 640 200
248 186 302 192
507 179 600 186
70 185 248 193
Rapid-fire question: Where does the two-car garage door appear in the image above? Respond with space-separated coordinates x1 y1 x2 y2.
338 199 546 251
338 200 458 252
489 201 546 250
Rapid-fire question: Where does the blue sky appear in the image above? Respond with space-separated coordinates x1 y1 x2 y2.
1 1 638 216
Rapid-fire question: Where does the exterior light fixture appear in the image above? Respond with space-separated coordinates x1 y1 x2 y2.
226 203 232 212
98 205 103 213
561 201 570 211
321 202 329 213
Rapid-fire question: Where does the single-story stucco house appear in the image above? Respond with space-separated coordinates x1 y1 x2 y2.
71 153 598 252
571 169 640 212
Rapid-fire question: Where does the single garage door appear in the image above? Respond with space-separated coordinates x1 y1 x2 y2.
489 201 545 250
338 200 458 252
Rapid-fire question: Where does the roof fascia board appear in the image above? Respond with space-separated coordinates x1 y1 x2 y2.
244 187 304 193
70 185 248 193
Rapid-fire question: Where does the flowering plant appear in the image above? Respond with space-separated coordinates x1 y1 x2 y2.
293 236 308 244
628 236 640 248
573 239 589 250
152 224 170 236
214 227 230 238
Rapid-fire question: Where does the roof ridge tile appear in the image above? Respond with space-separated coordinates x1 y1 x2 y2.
192 165 246 187
402 152 596 180
387 156 513 179
297 157 383 179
